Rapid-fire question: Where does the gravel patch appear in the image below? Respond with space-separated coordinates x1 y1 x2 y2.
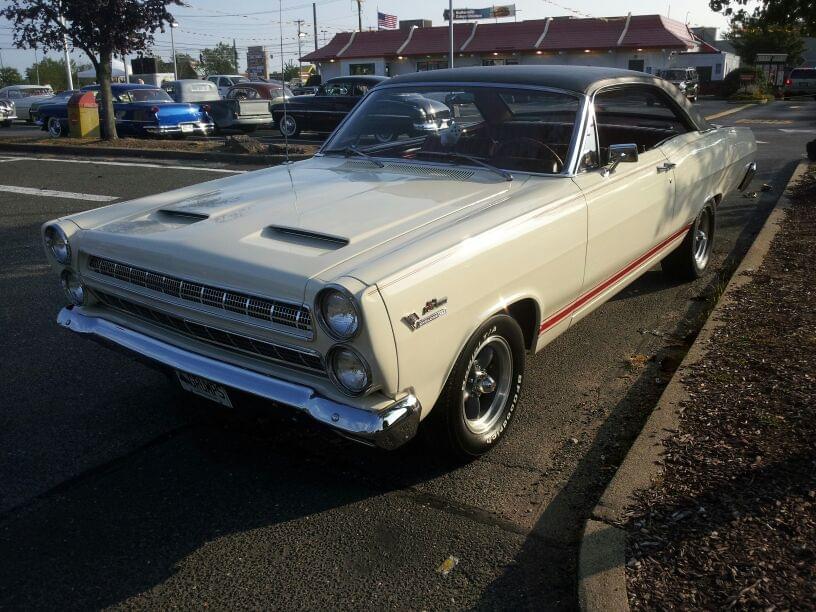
625 168 816 609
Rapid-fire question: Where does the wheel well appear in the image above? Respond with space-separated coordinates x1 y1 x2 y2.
501 298 539 351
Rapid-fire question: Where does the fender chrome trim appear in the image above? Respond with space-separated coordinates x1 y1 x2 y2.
57 306 421 450
737 161 757 192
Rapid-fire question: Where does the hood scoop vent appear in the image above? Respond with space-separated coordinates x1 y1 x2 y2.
156 209 209 223
263 226 349 250
340 159 475 181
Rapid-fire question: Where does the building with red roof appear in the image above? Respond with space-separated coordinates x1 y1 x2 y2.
301 13 738 84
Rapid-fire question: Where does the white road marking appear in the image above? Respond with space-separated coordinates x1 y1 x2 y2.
0 184 118 202
0 155 246 174
779 128 816 134
0 157 24 162
756 140 769 144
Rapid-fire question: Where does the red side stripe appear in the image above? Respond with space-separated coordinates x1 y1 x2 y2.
538 224 692 335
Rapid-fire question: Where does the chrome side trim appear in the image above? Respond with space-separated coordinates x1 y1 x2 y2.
57 306 421 450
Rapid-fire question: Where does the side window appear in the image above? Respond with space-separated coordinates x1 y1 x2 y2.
219 77 230 88
353 82 371 96
8 91 21 99
594 86 692 162
208 76 217 84
323 81 350 96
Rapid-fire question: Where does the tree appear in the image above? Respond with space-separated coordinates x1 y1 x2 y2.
25 56 77 91
2 0 180 140
282 60 300 82
710 0 816 35
198 43 237 76
174 53 199 79
0 67 23 87
726 25 806 67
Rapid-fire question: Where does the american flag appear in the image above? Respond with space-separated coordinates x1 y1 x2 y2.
378 11 397 29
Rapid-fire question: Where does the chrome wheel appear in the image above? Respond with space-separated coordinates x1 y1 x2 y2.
47 117 63 138
693 207 713 268
461 335 513 435
279 114 297 137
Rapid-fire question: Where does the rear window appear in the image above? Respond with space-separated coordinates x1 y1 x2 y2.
20 88 52 97
790 69 816 79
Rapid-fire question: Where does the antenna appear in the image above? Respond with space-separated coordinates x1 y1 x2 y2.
279 0 290 164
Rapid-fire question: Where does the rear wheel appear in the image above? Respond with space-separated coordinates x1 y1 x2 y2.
423 314 525 459
47 117 64 138
279 114 300 138
662 202 716 281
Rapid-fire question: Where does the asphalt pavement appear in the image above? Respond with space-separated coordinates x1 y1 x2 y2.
0 99 812 609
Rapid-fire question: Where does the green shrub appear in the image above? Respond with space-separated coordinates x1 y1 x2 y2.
722 65 772 98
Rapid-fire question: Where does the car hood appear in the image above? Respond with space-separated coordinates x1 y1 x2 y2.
73 156 518 303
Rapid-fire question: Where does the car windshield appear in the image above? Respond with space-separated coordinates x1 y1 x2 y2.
660 70 687 80
323 85 581 175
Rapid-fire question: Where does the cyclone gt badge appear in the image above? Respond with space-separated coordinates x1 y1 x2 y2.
402 297 448 331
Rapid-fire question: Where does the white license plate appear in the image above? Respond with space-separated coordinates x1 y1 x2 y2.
177 371 233 408
180 124 194 133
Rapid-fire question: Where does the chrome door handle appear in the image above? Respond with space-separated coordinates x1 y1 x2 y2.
657 162 676 173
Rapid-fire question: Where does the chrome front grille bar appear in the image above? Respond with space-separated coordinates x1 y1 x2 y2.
87 255 312 333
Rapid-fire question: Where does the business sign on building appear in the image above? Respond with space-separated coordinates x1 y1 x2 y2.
443 4 516 20
246 46 269 79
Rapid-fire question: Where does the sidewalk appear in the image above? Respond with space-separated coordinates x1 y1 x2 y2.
625 166 816 608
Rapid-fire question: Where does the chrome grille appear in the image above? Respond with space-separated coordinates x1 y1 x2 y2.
87 255 312 333
93 290 325 374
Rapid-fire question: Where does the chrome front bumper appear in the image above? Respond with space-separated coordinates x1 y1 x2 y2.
58 306 421 450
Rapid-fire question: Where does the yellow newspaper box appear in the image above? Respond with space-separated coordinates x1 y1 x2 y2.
67 91 100 138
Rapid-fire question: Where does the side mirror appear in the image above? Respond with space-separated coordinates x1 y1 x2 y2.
602 143 639 176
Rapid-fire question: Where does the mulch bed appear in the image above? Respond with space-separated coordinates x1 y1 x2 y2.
625 167 816 609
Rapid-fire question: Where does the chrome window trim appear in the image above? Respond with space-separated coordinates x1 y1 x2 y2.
319 81 589 178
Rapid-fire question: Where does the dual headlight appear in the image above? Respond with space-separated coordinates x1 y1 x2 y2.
317 288 370 395
44 224 71 264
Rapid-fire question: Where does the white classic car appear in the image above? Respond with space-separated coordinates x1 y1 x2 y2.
44 66 756 457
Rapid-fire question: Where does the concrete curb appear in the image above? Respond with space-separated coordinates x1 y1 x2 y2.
0 141 312 166
577 160 810 612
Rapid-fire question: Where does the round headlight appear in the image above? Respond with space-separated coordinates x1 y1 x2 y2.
329 346 370 395
44 224 71 264
60 270 85 305
318 288 360 339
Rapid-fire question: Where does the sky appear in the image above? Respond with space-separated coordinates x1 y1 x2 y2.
0 0 734 78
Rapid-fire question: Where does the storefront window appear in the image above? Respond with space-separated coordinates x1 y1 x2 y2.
350 63 375 75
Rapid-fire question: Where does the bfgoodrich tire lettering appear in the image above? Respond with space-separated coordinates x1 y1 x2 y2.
423 314 525 459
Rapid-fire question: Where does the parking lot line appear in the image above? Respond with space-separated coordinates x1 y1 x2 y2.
704 104 754 121
0 184 118 202
0 155 246 174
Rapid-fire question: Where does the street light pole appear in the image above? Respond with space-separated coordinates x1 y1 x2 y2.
59 14 73 90
170 21 178 80
449 0 454 69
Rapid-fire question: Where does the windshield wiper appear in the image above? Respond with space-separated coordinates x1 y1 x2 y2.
326 144 385 168
419 151 513 181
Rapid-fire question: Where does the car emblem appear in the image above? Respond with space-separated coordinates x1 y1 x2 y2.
402 297 448 331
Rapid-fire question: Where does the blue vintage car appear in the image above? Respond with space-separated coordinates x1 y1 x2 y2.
36 83 214 137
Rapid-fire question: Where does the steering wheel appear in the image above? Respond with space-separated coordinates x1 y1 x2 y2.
494 137 565 170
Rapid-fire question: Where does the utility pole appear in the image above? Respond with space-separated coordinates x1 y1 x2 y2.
170 21 179 80
356 0 363 32
34 46 40 84
59 14 73 90
295 19 305 75
233 39 238 73
448 0 454 69
313 3 318 51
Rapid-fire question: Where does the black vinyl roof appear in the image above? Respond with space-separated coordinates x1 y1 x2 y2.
385 65 711 130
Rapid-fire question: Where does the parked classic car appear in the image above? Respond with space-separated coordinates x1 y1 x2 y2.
44 66 756 456
37 84 214 137
0 84 54 123
161 79 220 103
206 74 250 97
272 75 389 137
657 68 699 102
207 82 293 132
0 98 16 127
28 89 79 123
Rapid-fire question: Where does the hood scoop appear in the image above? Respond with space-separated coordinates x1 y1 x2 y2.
263 226 349 251
156 209 209 223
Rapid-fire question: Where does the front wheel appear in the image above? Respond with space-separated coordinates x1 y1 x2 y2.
423 314 525 459
47 117 64 138
278 114 301 138
662 202 716 281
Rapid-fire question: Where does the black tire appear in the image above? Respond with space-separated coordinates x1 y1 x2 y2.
1 120 11 128
423 314 525 460
278 113 301 138
240 125 259 133
47 116 64 138
662 201 716 281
